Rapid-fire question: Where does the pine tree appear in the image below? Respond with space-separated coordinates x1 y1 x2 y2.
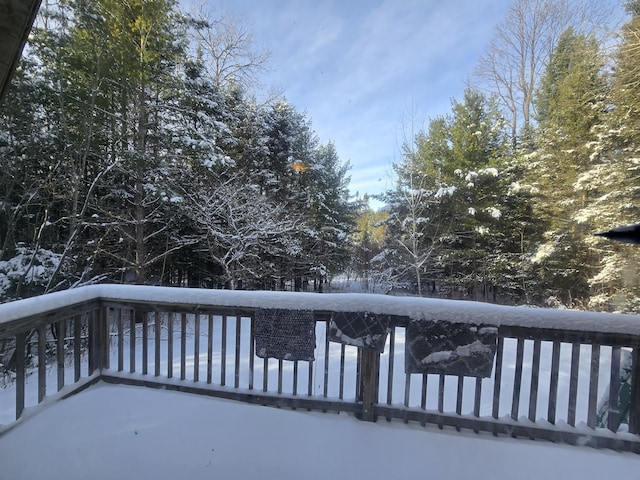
575 2 640 311
0 0 355 299
424 90 518 301
293 143 355 285
527 27 607 306
378 89 533 300
49 0 192 286
350 203 387 292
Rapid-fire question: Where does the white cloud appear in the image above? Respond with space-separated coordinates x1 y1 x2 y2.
218 0 516 201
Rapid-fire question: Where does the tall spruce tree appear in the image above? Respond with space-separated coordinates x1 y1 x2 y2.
527 27 607 306
575 1 640 311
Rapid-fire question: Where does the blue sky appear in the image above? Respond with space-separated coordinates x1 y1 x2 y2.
213 0 608 207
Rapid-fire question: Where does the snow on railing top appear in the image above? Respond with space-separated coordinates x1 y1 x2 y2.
1 284 640 336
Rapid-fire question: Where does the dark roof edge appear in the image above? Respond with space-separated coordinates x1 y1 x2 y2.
0 0 42 104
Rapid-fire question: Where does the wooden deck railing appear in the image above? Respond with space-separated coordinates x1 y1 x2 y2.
1 285 639 453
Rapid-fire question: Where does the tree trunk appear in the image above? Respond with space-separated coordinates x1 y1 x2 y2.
135 89 147 285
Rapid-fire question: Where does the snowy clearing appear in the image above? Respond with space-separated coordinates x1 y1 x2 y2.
0 382 637 480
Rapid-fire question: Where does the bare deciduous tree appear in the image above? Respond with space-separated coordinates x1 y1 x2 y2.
191 7 270 90
473 0 614 143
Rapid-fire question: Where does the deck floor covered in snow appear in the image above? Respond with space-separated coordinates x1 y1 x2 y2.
0 382 637 480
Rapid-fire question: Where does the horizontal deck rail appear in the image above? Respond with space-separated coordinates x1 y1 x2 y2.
1 284 639 453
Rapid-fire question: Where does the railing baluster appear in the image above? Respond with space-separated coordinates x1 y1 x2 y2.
567 342 580 427
167 312 174 379
608 346 621 432
180 313 187 381
456 375 464 427
88 310 96 374
473 377 482 433
548 340 561 425
404 373 411 407
528 339 541 423
307 360 314 397
104 308 113 369
339 344 346 400
511 338 525 423
404 373 411 424
221 315 227 386
129 310 136 374
323 321 330 399
100 307 109 371
587 344 600 429
629 347 640 435
194 313 200 382
386 327 395 421
234 315 241 388
38 324 46 403
437 374 445 429
117 309 123 372
456 376 464 413
492 335 505 431
293 361 299 396
15 332 26 420
248 316 254 390
421 374 428 427
154 312 161 377
207 314 214 384
278 359 283 394
262 357 268 392
355 348 361 400
74 315 82 382
57 319 65 391
142 312 148 375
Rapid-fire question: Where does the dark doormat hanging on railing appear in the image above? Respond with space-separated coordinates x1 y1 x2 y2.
328 311 390 353
254 308 316 361
405 320 498 377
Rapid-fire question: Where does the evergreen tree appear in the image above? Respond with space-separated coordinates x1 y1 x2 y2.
378 89 533 301
350 202 387 292
575 2 640 311
294 143 355 291
0 1 354 300
527 27 607 306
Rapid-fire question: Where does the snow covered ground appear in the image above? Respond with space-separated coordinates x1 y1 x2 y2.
0 382 637 480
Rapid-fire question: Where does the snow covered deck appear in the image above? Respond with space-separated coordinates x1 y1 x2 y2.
1 284 640 463
1 382 637 480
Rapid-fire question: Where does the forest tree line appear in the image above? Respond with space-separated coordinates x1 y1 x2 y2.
351 0 640 312
0 0 354 300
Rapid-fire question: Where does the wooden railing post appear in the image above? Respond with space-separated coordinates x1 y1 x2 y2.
359 348 380 422
89 304 109 375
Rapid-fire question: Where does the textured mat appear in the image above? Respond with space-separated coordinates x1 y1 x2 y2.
405 320 498 377
254 308 316 361
329 311 390 352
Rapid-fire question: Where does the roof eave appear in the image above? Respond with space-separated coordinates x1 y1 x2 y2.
0 0 42 104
